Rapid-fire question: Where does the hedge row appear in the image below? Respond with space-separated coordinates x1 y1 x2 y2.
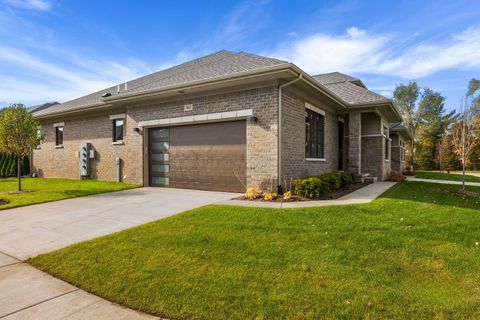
0 153 30 178
294 171 354 199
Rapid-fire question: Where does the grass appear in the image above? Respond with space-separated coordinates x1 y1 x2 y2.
0 178 138 210
30 182 480 320
416 170 480 183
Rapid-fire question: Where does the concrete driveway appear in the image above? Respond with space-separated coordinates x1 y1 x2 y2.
0 187 238 319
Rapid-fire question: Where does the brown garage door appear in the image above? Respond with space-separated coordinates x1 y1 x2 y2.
149 121 246 192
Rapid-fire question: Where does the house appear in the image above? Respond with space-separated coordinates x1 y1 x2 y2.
31 50 409 193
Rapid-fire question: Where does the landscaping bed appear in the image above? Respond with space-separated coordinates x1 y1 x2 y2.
30 182 480 320
240 171 357 202
236 181 370 202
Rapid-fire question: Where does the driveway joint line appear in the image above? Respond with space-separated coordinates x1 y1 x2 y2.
0 249 21 262
0 261 21 269
0 288 80 319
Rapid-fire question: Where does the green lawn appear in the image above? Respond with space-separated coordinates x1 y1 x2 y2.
30 182 480 320
416 171 480 183
0 178 138 210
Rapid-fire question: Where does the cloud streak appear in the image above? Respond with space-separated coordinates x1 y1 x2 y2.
2 0 51 11
268 27 480 79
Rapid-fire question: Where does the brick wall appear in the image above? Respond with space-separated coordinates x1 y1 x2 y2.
33 112 128 182
34 85 279 189
280 89 338 188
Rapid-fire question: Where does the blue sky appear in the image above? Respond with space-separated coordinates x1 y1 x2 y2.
1 0 479 111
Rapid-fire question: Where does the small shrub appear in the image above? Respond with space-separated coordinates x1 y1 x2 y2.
294 171 355 199
390 172 406 182
283 191 293 200
263 192 278 201
339 172 354 187
245 187 261 200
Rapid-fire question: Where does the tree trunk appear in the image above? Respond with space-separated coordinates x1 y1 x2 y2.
17 155 22 192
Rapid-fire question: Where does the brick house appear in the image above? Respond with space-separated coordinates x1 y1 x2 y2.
32 50 410 192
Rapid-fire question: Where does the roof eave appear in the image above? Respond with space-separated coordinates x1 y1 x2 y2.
346 100 403 123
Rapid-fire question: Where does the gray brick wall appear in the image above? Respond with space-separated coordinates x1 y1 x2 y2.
280 89 338 189
34 85 279 189
33 112 128 182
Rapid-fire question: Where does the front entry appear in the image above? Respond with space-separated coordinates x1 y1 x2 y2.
149 121 247 192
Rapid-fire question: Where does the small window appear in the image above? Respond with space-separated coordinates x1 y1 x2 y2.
305 108 325 159
113 119 124 142
55 126 63 146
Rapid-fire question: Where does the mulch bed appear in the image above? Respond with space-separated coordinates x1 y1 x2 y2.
236 182 371 202
0 199 9 205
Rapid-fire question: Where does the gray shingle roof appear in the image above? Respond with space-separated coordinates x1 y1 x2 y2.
312 72 360 85
312 73 389 106
33 50 287 117
322 81 390 105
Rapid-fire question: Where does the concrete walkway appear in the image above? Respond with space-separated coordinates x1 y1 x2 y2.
218 182 397 208
0 187 239 320
406 176 480 187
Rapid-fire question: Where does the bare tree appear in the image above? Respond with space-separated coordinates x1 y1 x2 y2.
451 99 480 191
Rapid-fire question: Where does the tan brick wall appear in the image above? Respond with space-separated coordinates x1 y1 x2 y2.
34 86 279 189
33 112 128 182
280 89 339 188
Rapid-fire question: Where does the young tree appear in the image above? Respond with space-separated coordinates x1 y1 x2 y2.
451 99 480 191
0 103 42 191
393 82 420 169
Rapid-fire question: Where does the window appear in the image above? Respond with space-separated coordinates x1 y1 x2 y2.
113 119 124 142
305 108 325 159
55 126 63 146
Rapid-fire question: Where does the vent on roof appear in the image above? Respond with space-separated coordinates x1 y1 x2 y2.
101 92 112 98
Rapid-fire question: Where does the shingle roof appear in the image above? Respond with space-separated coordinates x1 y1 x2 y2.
33 50 287 117
312 73 389 106
312 72 360 85
32 51 394 117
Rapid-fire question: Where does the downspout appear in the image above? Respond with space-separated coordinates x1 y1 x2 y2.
278 73 302 194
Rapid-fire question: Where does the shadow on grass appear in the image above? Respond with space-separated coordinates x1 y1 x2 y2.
379 181 480 211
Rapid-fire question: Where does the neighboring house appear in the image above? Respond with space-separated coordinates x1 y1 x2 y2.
389 123 413 173
31 50 410 193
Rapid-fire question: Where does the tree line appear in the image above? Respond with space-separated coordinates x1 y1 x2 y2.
393 78 480 171
0 153 30 178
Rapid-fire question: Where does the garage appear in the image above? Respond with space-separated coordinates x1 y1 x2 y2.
149 121 246 192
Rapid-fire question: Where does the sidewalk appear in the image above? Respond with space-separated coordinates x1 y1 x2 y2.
0 252 158 320
406 176 480 187
218 182 397 208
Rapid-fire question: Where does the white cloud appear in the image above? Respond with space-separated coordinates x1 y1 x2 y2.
268 27 480 79
0 45 153 105
3 0 51 11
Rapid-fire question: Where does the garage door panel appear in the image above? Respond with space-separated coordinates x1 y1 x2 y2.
151 121 246 193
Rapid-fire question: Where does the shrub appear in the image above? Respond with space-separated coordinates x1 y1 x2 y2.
294 171 355 199
283 191 293 200
263 192 278 201
390 172 406 182
245 187 261 200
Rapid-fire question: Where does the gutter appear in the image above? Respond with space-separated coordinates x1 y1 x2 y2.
278 73 302 194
